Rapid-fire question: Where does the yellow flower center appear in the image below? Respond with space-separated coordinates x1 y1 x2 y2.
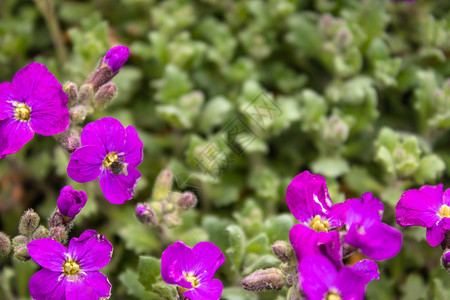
14 103 31 121
309 215 330 232
439 204 450 218
179 273 200 292
102 152 118 168
326 291 342 300
63 259 80 276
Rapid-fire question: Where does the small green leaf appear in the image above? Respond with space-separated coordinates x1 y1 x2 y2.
137 256 160 290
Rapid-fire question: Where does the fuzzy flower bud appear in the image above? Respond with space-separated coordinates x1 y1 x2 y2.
152 169 173 201
102 45 130 73
19 209 40 236
242 268 286 291
0 232 11 256
441 249 450 273
162 213 182 228
135 203 159 226
49 210 65 228
175 191 198 210
12 235 29 247
69 105 88 124
31 225 48 240
93 82 117 110
63 81 79 106
78 83 94 104
57 186 87 218
14 245 30 261
57 127 81 153
49 226 68 245
271 240 296 265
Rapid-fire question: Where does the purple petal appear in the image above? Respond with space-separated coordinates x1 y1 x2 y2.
29 269 66 300
286 171 332 223
426 218 450 247
0 82 15 120
351 259 379 282
68 230 113 271
67 145 104 183
183 278 223 300
11 63 61 101
80 117 126 153
443 188 450 206
27 238 67 271
396 185 443 228
298 255 337 299
123 125 143 167
328 201 348 228
345 222 402 260
0 118 34 156
65 271 111 300
28 87 69 136
161 241 195 285
192 242 225 282
346 193 384 229
99 166 140 204
102 45 130 72
57 186 87 218
335 268 367 300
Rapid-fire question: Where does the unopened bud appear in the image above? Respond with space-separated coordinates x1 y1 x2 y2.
12 235 29 247
175 192 198 210
287 285 302 300
102 45 130 73
0 232 11 256
70 105 88 124
14 245 30 261
152 170 173 201
32 226 48 240
57 186 87 218
86 67 115 91
19 209 40 236
93 82 117 110
49 210 65 228
49 226 68 245
63 81 79 106
441 249 450 273
162 213 182 228
272 241 296 265
57 127 81 153
78 84 94 104
242 268 286 291
135 203 159 226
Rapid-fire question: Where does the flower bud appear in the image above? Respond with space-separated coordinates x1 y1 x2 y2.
78 83 94 104
93 82 117 110
162 213 182 228
49 226 68 245
271 240 296 265
241 268 286 291
135 203 159 226
63 81 79 106
152 170 173 201
70 105 89 124
102 45 130 73
49 210 65 228
19 209 40 236
86 67 115 91
32 225 48 240
441 249 450 273
14 245 30 261
0 232 11 256
57 127 81 153
12 235 29 247
175 192 198 211
57 186 87 218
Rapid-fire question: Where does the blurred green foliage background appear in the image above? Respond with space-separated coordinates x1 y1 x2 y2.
1 0 450 299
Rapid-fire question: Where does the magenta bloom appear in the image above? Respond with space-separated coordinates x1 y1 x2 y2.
67 117 143 204
57 186 87 218
161 241 225 300
344 192 402 260
396 184 450 247
102 46 129 73
299 255 379 300
27 230 112 299
0 63 69 157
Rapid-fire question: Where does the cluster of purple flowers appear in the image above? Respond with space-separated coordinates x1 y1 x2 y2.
287 171 402 299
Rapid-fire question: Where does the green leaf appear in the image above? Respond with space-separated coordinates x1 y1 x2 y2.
137 256 160 290
118 269 160 300
226 225 247 271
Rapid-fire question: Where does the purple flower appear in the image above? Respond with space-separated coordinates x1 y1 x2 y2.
27 230 112 299
396 184 450 247
67 117 143 204
344 192 402 260
57 186 87 218
102 46 129 73
0 63 69 157
161 241 225 300
286 171 347 232
298 254 379 300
